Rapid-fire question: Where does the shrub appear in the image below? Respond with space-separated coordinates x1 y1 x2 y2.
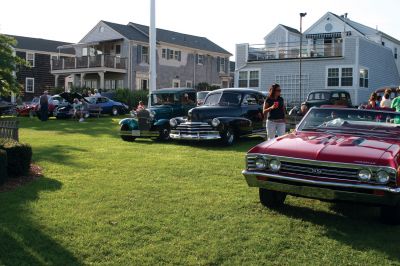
0 139 32 177
0 149 7 184
114 89 148 108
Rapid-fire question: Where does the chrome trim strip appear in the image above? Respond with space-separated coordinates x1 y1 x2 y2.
170 132 221 140
242 170 400 193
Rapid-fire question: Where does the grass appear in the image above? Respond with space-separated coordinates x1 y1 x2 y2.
0 116 400 265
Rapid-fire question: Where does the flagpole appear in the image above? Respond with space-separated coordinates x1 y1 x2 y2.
149 0 157 106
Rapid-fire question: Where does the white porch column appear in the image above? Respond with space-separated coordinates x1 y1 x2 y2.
99 72 105 89
54 74 60 88
80 73 86 88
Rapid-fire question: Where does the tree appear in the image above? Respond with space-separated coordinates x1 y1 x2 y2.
0 34 27 95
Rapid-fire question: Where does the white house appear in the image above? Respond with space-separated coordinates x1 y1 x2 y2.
235 12 400 105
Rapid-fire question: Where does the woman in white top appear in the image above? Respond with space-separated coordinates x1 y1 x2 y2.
380 93 392 108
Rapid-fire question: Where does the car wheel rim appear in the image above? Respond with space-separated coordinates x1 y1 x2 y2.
227 131 234 143
113 109 118 115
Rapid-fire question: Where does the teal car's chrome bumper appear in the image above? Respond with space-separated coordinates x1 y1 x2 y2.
120 130 160 138
243 170 400 206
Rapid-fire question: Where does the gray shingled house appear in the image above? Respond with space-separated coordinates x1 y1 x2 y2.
235 12 400 105
52 21 232 91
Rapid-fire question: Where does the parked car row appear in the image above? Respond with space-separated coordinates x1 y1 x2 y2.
119 88 266 145
118 87 400 225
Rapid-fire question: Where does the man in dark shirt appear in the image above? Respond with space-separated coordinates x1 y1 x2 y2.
39 91 49 121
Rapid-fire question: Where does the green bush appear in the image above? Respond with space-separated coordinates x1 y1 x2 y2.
0 149 7 184
0 139 32 177
114 89 148 108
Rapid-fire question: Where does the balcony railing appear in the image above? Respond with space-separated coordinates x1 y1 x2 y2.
248 42 343 62
52 55 127 71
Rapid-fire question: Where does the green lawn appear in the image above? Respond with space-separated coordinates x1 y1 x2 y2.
1 117 400 265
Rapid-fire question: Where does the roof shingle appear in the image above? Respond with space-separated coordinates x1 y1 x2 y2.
6 35 74 54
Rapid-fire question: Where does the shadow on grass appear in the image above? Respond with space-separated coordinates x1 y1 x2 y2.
132 137 264 153
0 177 80 265
33 145 87 167
275 201 400 262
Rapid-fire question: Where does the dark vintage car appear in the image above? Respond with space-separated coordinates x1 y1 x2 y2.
169 88 266 145
375 86 399 100
243 107 400 224
119 88 196 141
0 99 17 116
303 90 353 109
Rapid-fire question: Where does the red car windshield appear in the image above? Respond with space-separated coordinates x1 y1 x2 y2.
298 108 400 138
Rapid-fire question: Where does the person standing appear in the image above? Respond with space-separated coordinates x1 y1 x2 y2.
39 91 49 121
263 84 286 140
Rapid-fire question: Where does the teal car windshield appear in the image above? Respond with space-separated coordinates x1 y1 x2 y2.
151 93 176 106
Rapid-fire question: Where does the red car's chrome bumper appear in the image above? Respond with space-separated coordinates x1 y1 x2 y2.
243 170 400 206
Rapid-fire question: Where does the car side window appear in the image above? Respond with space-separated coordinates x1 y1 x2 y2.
331 93 340 100
242 94 258 106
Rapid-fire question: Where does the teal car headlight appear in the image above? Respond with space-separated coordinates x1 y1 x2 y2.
150 110 156 118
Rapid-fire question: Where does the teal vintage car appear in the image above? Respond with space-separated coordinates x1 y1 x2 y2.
119 88 197 141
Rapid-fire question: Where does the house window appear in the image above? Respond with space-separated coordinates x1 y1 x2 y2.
139 79 148 90
82 48 88 56
99 26 105 33
186 81 193 88
249 71 260 88
238 71 249 88
382 41 385 46
174 51 181 61
168 49 174 60
162 49 167 59
341 68 353 86
359 69 369 88
25 78 34 93
26 52 35 67
197 54 204 65
172 79 180 88
327 68 339 87
220 57 226 73
141 46 149 63
395 48 398 59
115 45 121 56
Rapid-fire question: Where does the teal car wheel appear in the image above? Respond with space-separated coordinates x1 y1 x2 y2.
120 124 136 142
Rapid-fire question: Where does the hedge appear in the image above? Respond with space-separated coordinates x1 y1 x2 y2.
114 89 149 108
0 139 32 177
0 149 7 184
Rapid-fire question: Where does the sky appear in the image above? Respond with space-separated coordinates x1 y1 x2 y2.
1 0 400 58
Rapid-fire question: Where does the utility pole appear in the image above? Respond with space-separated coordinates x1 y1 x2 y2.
299 12 307 105
149 0 157 104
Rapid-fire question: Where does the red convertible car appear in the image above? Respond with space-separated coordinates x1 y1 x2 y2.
243 107 400 224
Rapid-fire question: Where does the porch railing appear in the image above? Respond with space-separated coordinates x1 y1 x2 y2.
52 55 127 71
248 42 343 62
0 120 19 141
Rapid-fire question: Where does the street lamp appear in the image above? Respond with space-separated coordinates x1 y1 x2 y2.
299 12 307 105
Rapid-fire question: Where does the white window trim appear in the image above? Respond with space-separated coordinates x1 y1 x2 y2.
172 79 181 88
325 65 354 89
237 68 261 89
197 54 204 65
220 57 226 73
185 80 193 88
26 52 35 67
25 77 35 93
359 66 370 88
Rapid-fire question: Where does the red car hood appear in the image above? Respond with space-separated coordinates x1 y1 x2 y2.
250 132 400 167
